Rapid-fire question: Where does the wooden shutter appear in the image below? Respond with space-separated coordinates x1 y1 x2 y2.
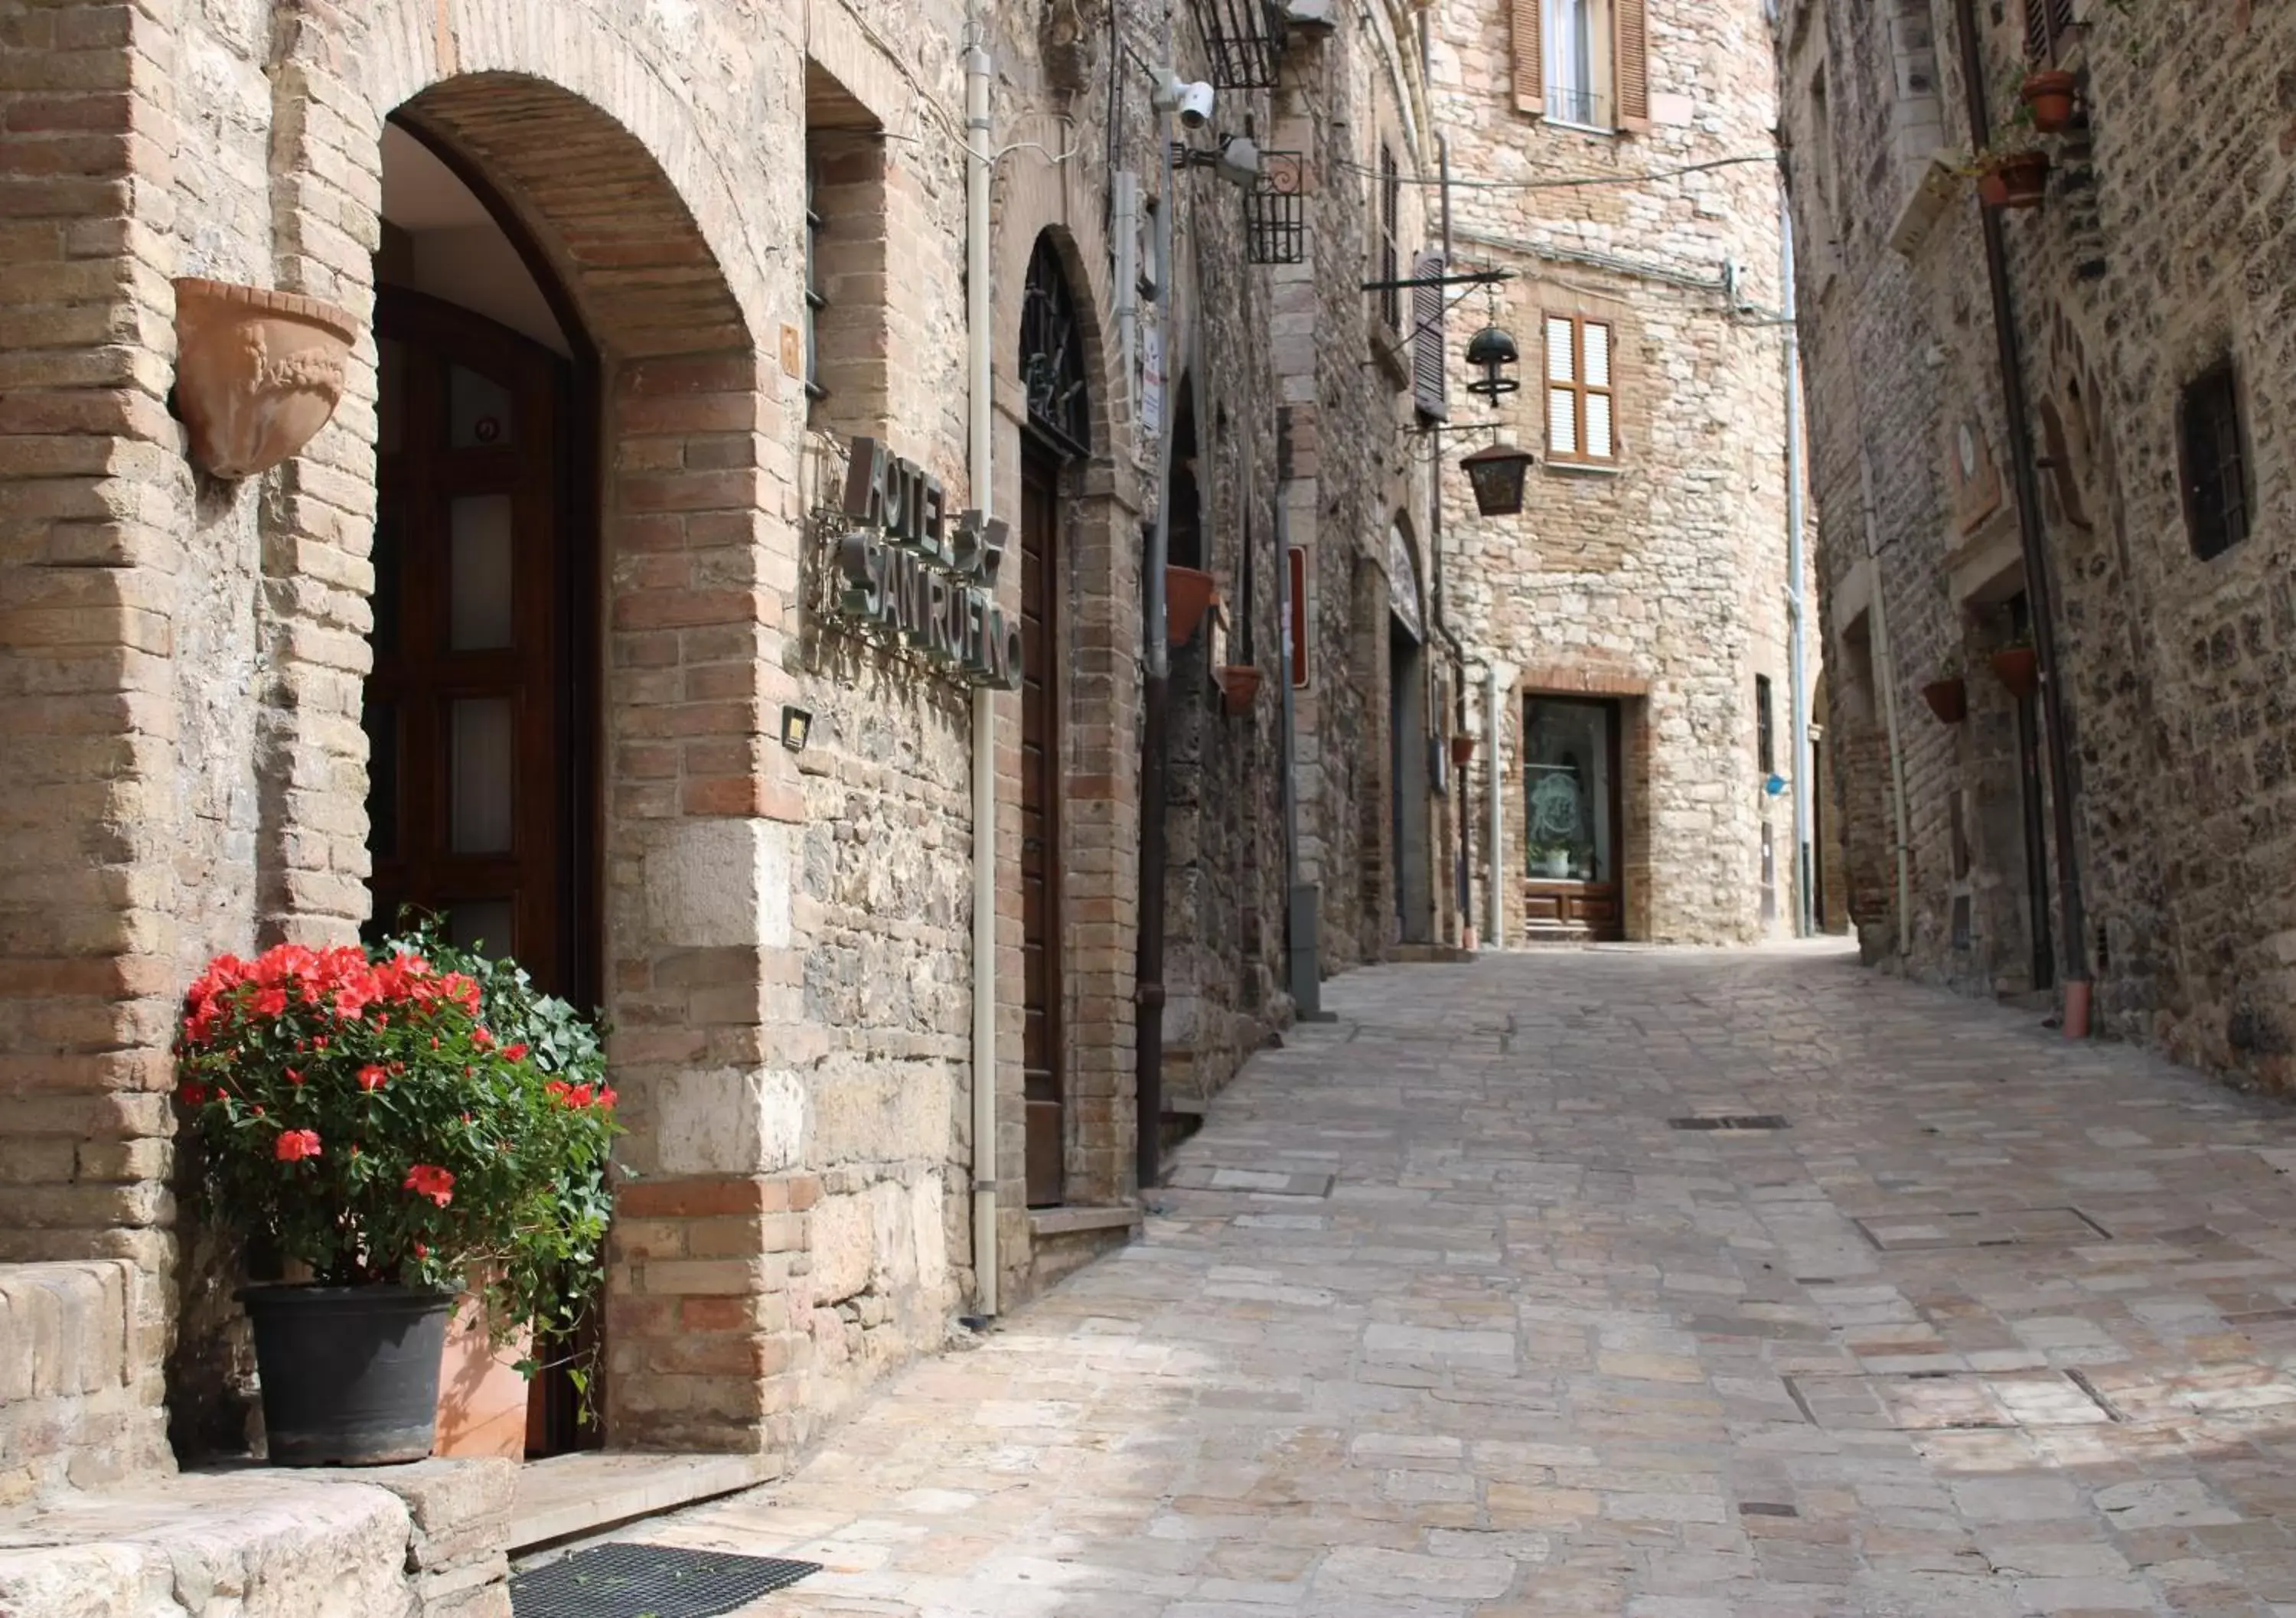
1511 0 1544 116
2027 0 2075 61
1412 250 1447 422
1613 0 1649 132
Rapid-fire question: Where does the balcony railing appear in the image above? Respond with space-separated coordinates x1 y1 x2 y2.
1544 83 1613 129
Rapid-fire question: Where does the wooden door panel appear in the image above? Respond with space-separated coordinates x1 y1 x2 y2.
1019 447 1064 1208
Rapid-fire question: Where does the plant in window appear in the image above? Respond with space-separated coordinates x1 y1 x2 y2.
175 921 618 1465
1921 658 1969 725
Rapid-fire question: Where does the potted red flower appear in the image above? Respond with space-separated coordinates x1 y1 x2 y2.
175 924 618 1466
2019 70 2079 134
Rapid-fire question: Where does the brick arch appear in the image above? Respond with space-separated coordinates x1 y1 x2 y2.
251 17 809 1453
393 75 752 360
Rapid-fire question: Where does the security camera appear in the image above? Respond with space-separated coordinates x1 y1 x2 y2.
1152 68 1217 131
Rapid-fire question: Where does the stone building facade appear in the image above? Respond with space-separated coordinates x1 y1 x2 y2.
1428 0 1811 946
0 0 1444 1547
1777 0 2296 1081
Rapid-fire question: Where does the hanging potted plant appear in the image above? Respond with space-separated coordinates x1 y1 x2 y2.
1217 664 1264 716
1989 632 2040 699
2019 70 2080 134
1449 733 1477 767
1967 142 2051 210
174 924 618 1466
1920 662 1969 724
1166 566 1218 645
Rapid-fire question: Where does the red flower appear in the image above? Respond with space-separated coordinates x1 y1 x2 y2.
275 1129 321 1163
177 1081 210 1107
251 985 288 1018
472 1028 496 1050
544 1079 572 1104
593 1085 618 1110
403 1164 455 1207
414 1242 429 1259
503 1042 530 1063
357 1064 388 1091
285 1067 305 1086
566 1082 595 1107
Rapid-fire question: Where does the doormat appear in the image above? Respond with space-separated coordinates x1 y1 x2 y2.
1667 1114 1789 1131
510 1543 820 1618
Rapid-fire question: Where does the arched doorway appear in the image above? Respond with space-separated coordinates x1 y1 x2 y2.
368 119 602 1453
1019 234 1091 1207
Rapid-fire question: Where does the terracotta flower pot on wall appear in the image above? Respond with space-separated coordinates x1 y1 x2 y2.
2020 70 2079 134
1990 646 2040 698
1449 734 1476 766
1218 665 1263 716
1920 677 1968 724
1977 152 2050 210
173 278 358 480
1166 566 1218 646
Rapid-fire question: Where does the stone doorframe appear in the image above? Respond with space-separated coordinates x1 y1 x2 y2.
990 171 1143 1274
256 11 810 1456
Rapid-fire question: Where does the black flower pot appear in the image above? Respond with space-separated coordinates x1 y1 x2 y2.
240 1284 456 1466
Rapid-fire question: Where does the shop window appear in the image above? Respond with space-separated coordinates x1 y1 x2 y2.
2179 358 2250 562
1512 0 1648 129
1544 313 1617 465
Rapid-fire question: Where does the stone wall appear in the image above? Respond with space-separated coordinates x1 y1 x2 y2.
1429 0 1805 945
1780 0 2296 1078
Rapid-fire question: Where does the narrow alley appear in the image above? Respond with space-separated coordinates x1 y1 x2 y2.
637 948 2296 1616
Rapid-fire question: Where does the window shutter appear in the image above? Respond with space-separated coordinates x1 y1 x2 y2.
1511 0 1544 116
1613 0 1650 131
1412 250 1447 422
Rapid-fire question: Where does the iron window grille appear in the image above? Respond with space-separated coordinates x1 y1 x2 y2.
1756 674 1775 774
802 156 827 402
1543 83 1613 129
1184 0 1290 89
1020 235 1091 456
1245 151 1307 266
2180 359 2249 561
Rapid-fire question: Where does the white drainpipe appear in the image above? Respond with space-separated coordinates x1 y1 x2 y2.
964 34 998 1317
1486 664 1505 948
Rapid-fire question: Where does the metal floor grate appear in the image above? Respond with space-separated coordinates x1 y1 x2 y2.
510 1543 820 1618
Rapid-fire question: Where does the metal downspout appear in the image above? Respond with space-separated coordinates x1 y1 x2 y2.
1781 200 1814 937
964 34 999 1315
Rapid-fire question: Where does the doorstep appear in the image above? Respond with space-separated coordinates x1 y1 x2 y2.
507 1451 777 1554
1025 1204 1143 1239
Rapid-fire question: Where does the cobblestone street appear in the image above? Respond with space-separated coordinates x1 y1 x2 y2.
646 946 2296 1616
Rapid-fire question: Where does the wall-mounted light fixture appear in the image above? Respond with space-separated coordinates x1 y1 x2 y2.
780 706 814 752
1464 325 1521 400
1459 442 1536 517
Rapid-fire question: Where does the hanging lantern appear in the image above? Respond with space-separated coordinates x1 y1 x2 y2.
1459 442 1534 517
1463 325 1521 400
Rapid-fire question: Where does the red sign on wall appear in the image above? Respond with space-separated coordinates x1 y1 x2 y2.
1287 545 1309 689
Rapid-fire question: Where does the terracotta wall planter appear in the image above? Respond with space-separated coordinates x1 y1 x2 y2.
1920 677 1968 724
433 1291 532 1460
1990 647 2040 699
173 278 358 479
1218 664 1264 716
2020 70 2079 134
1449 735 1477 766
1166 566 1218 646
1977 152 2050 210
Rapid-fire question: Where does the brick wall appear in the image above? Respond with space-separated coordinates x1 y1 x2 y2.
1430 0 1802 944
1782 0 2296 1078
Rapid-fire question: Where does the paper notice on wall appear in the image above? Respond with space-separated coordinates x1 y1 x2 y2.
1140 324 1164 439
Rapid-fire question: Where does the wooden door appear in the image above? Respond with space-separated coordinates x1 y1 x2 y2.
1520 694 1625 941
369 288 596 1452
1020 446 1065 1206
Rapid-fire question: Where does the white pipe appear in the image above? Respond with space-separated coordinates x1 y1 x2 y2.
1486 664 1504 948
964 35 997 1318
1781 198 1814 938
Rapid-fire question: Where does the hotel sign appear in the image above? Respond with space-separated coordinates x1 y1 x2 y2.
833 437 1022 690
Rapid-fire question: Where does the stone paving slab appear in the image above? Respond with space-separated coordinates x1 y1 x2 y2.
634 945 2296 1615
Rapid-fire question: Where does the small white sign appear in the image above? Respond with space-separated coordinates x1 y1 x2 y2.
1140 324 1165 439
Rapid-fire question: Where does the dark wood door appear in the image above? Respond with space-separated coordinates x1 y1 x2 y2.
370 287 596 1453
1520 694 1625 941
1021 447 1065 1207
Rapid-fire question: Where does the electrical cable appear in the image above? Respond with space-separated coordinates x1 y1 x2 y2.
1332 151 1776 192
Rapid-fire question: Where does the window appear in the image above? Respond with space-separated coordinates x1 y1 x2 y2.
1512 0 1648 129
802 154 827 402
1544 313 1616 464
1756 674 1776 775
2180 359 2250 561
2024 0 2076 63
1375 145 1401 331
